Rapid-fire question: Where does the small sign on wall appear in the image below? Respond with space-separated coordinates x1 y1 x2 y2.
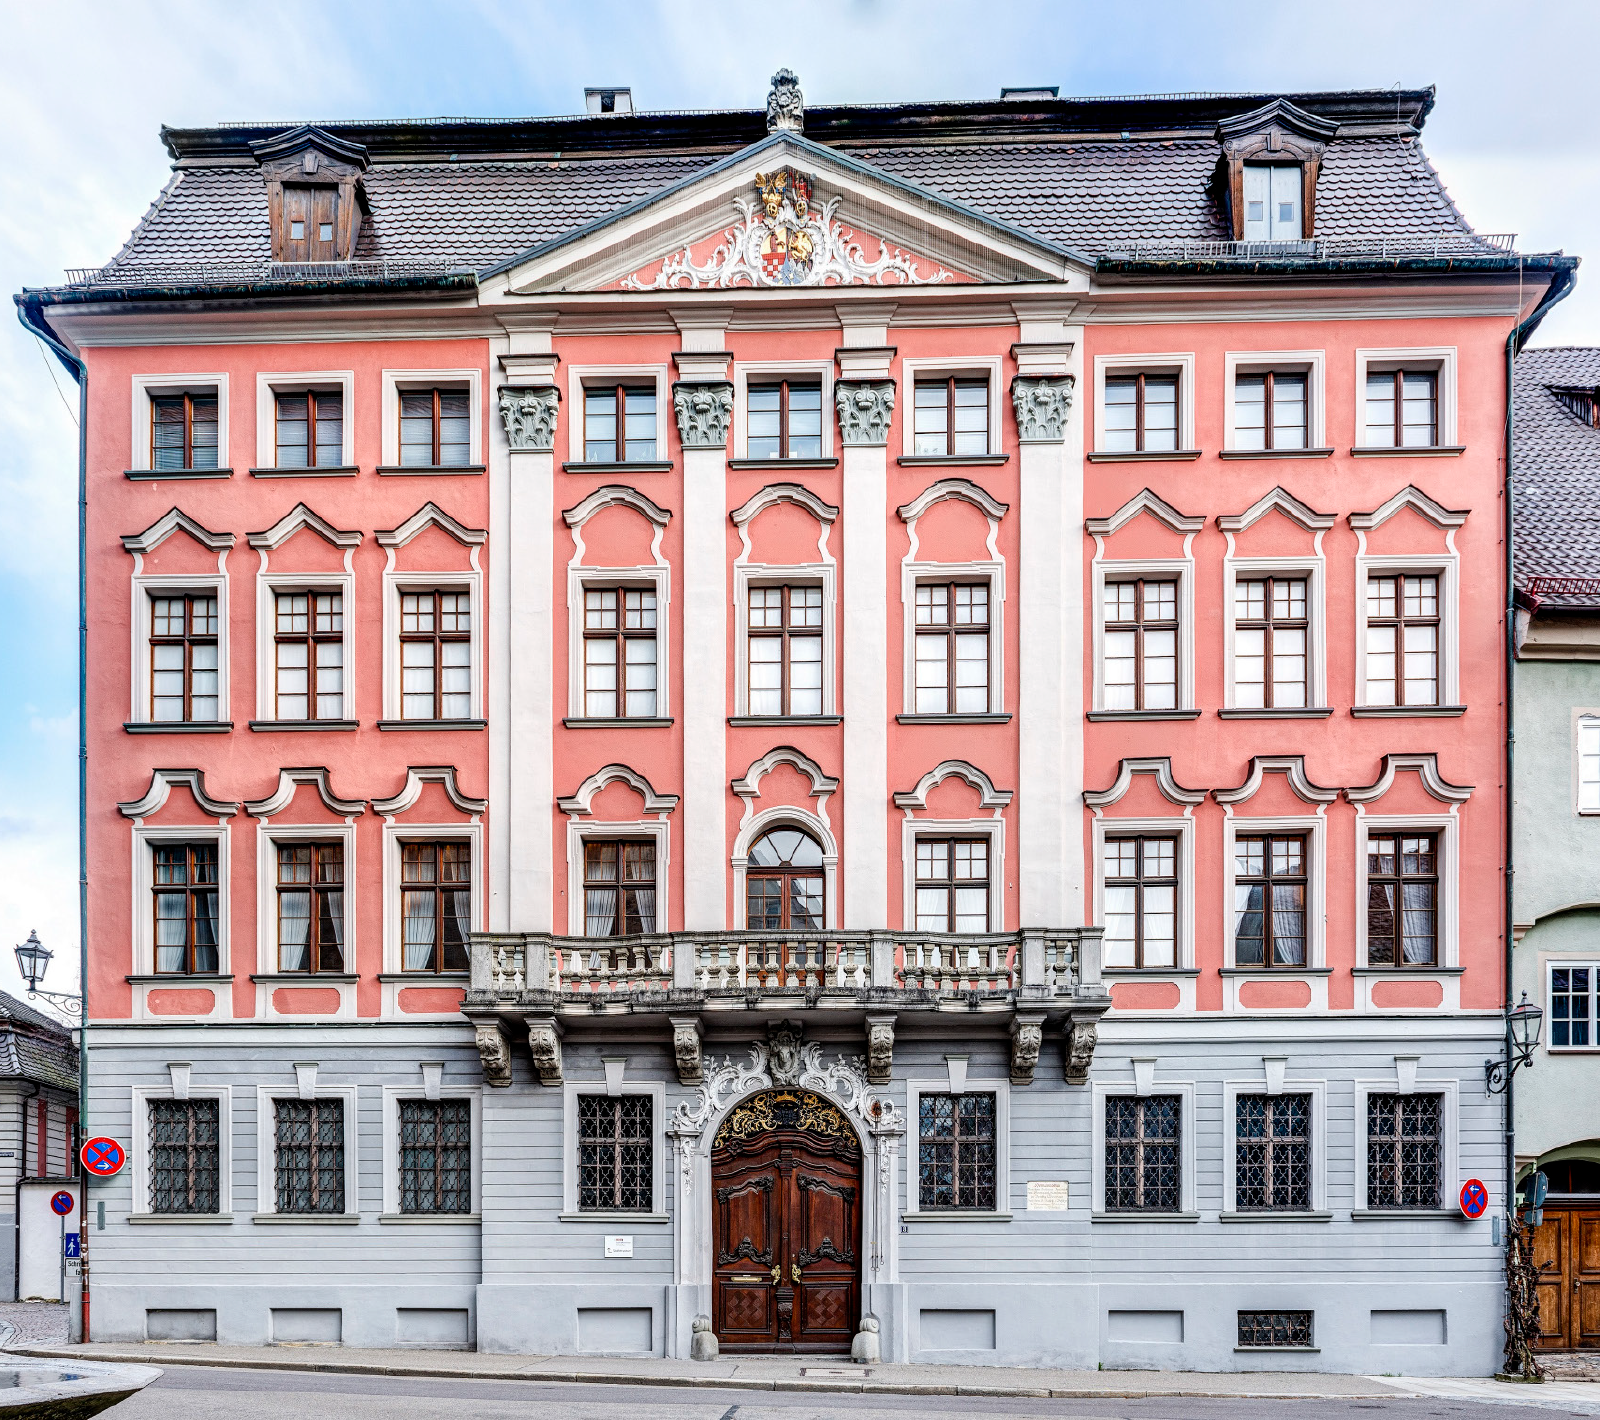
1027 1180 1070 1210
604 1235 634 1258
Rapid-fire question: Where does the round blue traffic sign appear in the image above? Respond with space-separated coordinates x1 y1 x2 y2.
79 1137 125 1178
49 1191 73 1216
1460 1178 1489 1219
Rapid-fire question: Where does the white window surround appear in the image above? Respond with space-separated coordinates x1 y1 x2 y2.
560 1077 668 1219
566 566 672 720
1352 810 1460 970
1577 714 1600 814
128 372 230 473
1091 352 1197 454
899 816 1006 934
1223 349 1327 451
1221 812 1328 972
900 560 1006 716
1090 558 1195 712
254 1082 360 1217
1354 1076 1459 1213
380 368 484 467
733 564 836 717
1546 959 1600 1053
381 569 484 722
254 571 355 723
565 818 672 937
130 1083 233 1218
735 806 838 931
565 363 671 465
129 824 230 980
380 1085 482 1218
1353 346 1459 449
1352 553 1459 709
1220 1076 1329 1215
1090 1077 1197 1218
903 1076 1012 1218
900 356 1005 459
380 821 484 975
129 573 230 724
253 370 355 470
1222 556 1327 710
1090 813 1197 971
253 821 359 1006
732 358 836 460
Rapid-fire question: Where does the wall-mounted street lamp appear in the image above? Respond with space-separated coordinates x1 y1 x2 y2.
1486 992 1543 1094
13 931 84 1021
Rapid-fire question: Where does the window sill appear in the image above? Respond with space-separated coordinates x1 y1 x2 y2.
562 461 674 474
1350 966 1464 976
250 973 359 985
557 1212 669 1224
1218 448 1335 460
1351 1209 1462 1220
1218 707 1333 719
1351 705 1466 717
1219 1210 1333 1223
379 1213 481 1225
728 457 840 470
124 468 233 480
126 974 234 985
728 715 842 727
248 719 359 732
1086 450 1201 463
1349 445 1465 458
1235 1346 1320 1354
128 1213 234 1225
1087 709 1202 721
249 466 359 478
896 713 1012 725
375 718 487 731
901 1211 1013 1223
562 717 674 729
896 454 1011 466
377 972 469 984
124 721 232 734
1091 1211 1200 1223
374 464 486 476
1103 967 1201 977
1219 967 1333 976
252 1213 360 1225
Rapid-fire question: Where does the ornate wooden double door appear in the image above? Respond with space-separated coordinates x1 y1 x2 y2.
1534 1208 1600 1348
711 1089 861 1353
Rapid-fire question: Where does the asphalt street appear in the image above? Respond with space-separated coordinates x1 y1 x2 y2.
102 1366 1600 1420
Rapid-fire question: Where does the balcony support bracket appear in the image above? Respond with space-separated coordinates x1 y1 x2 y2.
474 1019 513 1088
672 1015 704 1085
865 1014 895 1085
1010 1011 1046 1085
525 1012 564 1086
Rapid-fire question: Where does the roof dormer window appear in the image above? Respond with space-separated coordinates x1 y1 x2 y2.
1216 99 1336 244
251 125 369 264
1242 164 1302 241
1555 389 1600 428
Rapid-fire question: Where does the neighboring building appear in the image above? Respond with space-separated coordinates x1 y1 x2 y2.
1511 347 1600 1350
15 74 1573 1372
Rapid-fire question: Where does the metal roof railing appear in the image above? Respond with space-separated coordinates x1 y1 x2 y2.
1526 576 1600 598
60 258 475 288
1101 234 1517 262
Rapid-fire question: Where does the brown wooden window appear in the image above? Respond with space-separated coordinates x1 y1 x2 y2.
398 387 471 467
153 843 219 975
150 593 219 722
276 842 345 973
400 1098 472 1214
274 1098 344 1214
1236 1093 1311 1211
577 1095 652 1212
1233 834 1307 967
149 1098 221 1214
584 840 657 936
1105 1095 1181 1212
584 385 657 462
918 1092 997 1210
1367 1092 1442 1209
400 590 472 720
1234 576 1308 709
1364 369 1438 448
151 392 219 471
1364 574 1439 707
748 585 822 716
274 591 343 720
914 582 989 714
1102 835 1176 968
748 380 823 459
914 838 989 934
746 827 825 931
1234 372 1307 450
1366 833 1438 966
274 390 343 468
582 587 657 718
400 842 471 972
1103 373 1178 453
281 185 338 262
913 377 989 456
1103 579 1177 711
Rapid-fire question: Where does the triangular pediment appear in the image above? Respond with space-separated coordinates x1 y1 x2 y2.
485 133 1086 296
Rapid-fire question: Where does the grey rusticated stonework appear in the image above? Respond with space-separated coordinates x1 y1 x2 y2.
836 381 895 446
1011 375 1075 443
498 385 560 452
672 382 734 448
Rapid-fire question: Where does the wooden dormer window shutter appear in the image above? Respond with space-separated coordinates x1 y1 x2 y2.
1215 99 1337 243
251 125 370 264
281 186 339 262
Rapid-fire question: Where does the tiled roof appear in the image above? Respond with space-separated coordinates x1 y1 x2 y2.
0 993 77 1095
1514 347 1600 600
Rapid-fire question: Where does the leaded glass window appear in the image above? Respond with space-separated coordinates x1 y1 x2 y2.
578 1095 652 1212
918 1092 996 1210
399 1098 472 1215
1104 1094 1181 1212
149 1098 221 1214
1367 1092 1442 1209
274 1098 345 1214
1235 1093 1311 1211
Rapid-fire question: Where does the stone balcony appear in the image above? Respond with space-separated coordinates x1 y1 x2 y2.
465 927 1108 1089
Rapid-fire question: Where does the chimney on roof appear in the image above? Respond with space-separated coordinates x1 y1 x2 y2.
585 87 633 116
1000 86 1059 100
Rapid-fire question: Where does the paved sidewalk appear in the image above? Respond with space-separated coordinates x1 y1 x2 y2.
0 1301 69 1345
1387 1375 1600 1414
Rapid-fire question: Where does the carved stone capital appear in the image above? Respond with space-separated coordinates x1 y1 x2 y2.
1065 1014 1099 1086
671 1015 704 1086
835 381 895 447
865 1015 895 1087
474 1020 512 1088
1010 1012 1045 1086
672 381 734 449
525 1013 564 1086
498 385 560 453
1011 375 1075 443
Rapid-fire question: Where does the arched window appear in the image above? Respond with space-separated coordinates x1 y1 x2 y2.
746 827 824 930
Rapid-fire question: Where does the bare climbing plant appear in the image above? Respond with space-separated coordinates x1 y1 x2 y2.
1503 1214 1548 1380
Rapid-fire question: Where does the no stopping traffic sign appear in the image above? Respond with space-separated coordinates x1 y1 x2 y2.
80 1137 125 1178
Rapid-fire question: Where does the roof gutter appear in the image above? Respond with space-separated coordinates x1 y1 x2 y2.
21 271 477 309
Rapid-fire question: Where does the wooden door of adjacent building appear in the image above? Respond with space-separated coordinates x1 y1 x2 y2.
711 1088 861 1353
1533 1207 1600 1348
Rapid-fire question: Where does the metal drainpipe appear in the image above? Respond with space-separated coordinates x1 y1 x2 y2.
12 1080 39 1302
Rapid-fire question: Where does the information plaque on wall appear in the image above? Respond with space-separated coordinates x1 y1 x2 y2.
1026 1180 1070 1210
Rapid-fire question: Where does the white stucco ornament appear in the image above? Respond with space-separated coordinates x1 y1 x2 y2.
671 1038 902 1135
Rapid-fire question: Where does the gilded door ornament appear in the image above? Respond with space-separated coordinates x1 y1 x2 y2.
715 1089 859 1154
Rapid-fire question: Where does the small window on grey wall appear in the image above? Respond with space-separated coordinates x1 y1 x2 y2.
1238 1310 1312 1347
918 1092 996 1209
149 1098 221 1214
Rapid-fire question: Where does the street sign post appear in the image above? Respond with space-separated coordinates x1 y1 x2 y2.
79 1137 125 1178
63 1233 79 1259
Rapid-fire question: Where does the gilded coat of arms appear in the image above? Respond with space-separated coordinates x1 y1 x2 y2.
755 168 815 285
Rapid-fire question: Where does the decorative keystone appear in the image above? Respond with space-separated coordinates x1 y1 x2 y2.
1011 375 1075 443
672 381 734 449
499 385 560 452
836 381 895 446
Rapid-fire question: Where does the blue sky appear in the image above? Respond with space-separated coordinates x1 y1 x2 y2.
2 0 1595 1010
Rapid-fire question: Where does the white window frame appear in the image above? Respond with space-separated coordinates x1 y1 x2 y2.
1090 1078 1197 1218
130 1083 233 1219
904 1077 1011 1218
381 821 484 976
1223 557 1326 710
255 821 358 989
901 817 1006 935
732 359 835 460
1091 558 1194 712
734 807 837 931
900 561 1005 716
900 356 1004 459
1222 814 1327 970
1354 811 1459 970
566 566 672 720
1546 959 1600 1053
1354 1077 1459 1213
565 819 672 938
130 573 230 725
561 1078 668 1220
382 570 483 722
1223 350 1326 451
733 565 835 718
255 572 355 723
1353 555 1459 709
254 1082 360 1218
129 372 230 473
254 370 356 471
381 1085 482 1218
380 368 484 468
131 824 229 978
1091 814 1196 971
1354 347 1459 449
1091 352 1197 454
1577 714 1600 813
1221 1077 1328 1215
566 364 671 466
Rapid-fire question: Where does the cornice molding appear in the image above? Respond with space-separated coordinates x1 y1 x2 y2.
896 477 1009 524
731 745 840 802
557 764 679 817
118 767 239 819
375 502 488 548
1348 485 1468 531
242 766 366 819
1345 753 1473 805
1084 757 1207 808
1086 488 1205 538
731 482 839 527
122 508 235 555
247 502 362 550
562 484 672 530
370 765 487 816
1213 755 1339 806
893 759 1012 811
1216 486 1335 533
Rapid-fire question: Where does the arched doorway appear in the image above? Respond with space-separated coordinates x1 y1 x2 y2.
746 827 825 929
711 1088 861 1353
1525 1155 1600 1349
